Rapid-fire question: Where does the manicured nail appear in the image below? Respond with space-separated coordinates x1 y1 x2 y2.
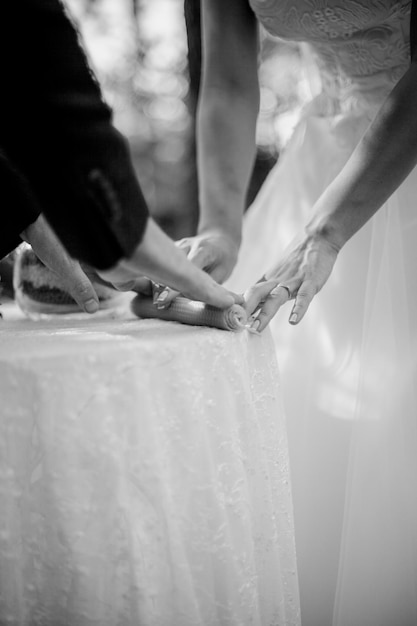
289 313 298 324
156 290 169 308
152 285 162 304
250 319 260 332
85 299 99 313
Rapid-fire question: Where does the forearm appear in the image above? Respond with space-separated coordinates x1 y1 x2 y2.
197 85 259 245
307 62 417 249
197 0 259 246
99 217 242 310
2 0 149 270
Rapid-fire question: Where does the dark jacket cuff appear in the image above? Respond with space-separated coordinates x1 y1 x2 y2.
0 152 41 260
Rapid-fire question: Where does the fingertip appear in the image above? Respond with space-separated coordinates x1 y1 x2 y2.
73 280 99 314
154 288 168 306
289 294 311 324
221 293 237 309
212 290 236 310
289 307 307 324
256 319 270 333
156 288 178 309
84 298 99 314
131 278 153 296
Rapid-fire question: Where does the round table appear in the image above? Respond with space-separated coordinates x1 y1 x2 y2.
0 303 300 626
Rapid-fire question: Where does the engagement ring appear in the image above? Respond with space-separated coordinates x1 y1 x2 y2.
270 284 293 300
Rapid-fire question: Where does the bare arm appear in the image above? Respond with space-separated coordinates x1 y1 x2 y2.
156 0 260 307
247 58 417 330
197 0 259 248
307 60 417 250
98 218 243 310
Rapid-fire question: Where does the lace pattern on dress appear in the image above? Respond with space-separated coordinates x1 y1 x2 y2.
250 0 412 113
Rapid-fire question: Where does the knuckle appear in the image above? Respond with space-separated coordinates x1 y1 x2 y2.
296 285 314 300
76 281 94 297
292 296 310 312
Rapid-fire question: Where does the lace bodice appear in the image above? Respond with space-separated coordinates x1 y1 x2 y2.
250 0 412 111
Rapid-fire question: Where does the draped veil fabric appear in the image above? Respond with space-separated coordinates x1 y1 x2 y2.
227 1 417 624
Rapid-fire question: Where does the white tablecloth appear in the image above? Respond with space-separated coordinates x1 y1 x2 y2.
0 304 300 626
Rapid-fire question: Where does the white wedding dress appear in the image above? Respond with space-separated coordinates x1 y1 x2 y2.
227 2 417 625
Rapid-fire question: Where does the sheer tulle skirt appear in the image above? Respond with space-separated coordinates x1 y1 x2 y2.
227 110 417 626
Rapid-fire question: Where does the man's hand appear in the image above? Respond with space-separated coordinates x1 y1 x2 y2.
20 214 99 314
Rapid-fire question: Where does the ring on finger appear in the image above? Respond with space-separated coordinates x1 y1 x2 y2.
270 283 293 300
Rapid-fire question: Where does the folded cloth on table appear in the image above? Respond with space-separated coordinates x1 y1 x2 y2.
131 295 248 332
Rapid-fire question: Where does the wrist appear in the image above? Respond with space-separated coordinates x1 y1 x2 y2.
197 221 242 249
305 212 353 253
198 190 245 245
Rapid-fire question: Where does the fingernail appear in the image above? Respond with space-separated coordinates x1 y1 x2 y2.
156 290 168 303
289 313 298 324
156 290 169 309
152 285 162 304
85 299 99 314
250 319 260 332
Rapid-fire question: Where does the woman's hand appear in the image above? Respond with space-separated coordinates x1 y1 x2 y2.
244 59 417 334
20 214 100 313
98 218 243 310
149 230 240 307
244 232 339 332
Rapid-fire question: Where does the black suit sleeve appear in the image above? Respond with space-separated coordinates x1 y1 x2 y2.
0 152 41 260
0 0 149 269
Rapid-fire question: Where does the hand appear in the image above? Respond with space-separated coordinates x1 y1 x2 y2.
244 231 339 332
98 219 243 310
21 214 100 313
177 231 239 283
148 230 240 308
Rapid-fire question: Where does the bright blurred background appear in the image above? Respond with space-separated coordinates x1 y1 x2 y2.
0 0 310 301
66 0 309 237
